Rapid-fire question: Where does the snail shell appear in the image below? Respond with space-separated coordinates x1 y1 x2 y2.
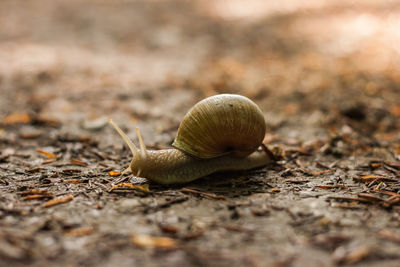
109 93 271 184
172 94 266 158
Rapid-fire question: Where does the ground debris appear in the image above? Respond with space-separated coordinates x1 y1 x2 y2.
109 183 150 193
42 195 74 208
284 179 309 184
19 189 53 201
108 170 121 176
377 229 400 244
314 184 347 190
145 196 189 212
19 189 51 195
0 228 34 260
131 234 178 249
354 175 398 183
158 223 179 234
310 233 351 251
64 226 95 237
70 158 88 166
332 245 372 265
36 149 58 159
2 113 31 125
181 188 227 200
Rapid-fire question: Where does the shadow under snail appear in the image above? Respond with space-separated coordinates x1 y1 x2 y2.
109 94 273 184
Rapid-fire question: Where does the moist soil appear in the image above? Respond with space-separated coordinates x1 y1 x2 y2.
1 1 400 266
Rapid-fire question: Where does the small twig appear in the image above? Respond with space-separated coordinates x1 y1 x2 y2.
314 184 347 190
353 176 398 183
284 179 309 184
181 188 226 200
93 182 109 191
111 175 130 186
373 188 400 198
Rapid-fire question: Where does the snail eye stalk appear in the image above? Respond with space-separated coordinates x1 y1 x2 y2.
135 127 147 159
109 119 138 155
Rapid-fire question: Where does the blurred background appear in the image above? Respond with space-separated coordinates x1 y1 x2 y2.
1 0 399 144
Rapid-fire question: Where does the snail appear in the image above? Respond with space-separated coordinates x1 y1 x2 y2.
109 94 272 184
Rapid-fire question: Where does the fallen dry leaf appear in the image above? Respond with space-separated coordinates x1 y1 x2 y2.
71 158 88 166
43 195 74 208
343 246 371 264
360 175 385 179
66 179 82 184
42 159 57 164
357 193 384 202
20 189 51 195
37 149 58 159
3 113 31 124
131 234 178 249
64 227 94 237
20 131 42 139
390 106 400 116
354 176 397 183
333 245 371 264
108 170 121 176
110 183 150 192
373 189 400 197
377 229 400 243
158 224 179 234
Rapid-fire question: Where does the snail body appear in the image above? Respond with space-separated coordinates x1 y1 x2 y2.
110 94 272 184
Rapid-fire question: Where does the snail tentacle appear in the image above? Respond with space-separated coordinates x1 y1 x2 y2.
121 167 132 175
135 127 147 158
109 119 138 155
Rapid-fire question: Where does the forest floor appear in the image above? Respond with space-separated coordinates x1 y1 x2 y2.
1 1 400 266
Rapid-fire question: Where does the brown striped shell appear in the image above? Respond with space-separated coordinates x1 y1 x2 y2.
172 94 266 159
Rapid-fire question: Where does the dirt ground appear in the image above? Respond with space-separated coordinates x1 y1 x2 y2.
1 0 400 266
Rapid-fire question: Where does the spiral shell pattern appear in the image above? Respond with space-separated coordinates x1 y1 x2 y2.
172 94 266 159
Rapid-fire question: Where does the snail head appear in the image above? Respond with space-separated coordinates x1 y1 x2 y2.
108 119 147 176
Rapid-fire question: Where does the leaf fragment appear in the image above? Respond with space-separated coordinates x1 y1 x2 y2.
64 227 94 236
3 113 31 124
131 234 178 249
37 149 57 159
108 170 121 176
66 179 81 184
373 189 400 197
110 183 150 192
390 106 400 116
377 229 400 243
333 245 371 265
71 158 88 166
20 189 50 195
43 195 74 208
